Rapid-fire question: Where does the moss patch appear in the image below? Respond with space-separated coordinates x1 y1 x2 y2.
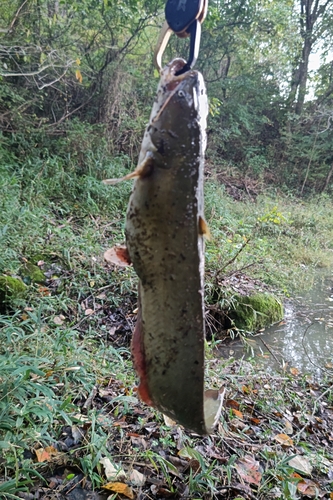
20 262 46 284
230 292 283 332
0 275 27 310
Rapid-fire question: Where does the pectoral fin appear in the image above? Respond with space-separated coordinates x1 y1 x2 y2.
103 154 154 185
199 216 211 240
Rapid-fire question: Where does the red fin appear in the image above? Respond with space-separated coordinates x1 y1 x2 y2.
104 245 131 267
131 304 153 406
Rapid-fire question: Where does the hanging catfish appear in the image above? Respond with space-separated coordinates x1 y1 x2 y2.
104 58 223 434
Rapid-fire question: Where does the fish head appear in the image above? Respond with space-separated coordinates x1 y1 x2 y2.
148 59 208 162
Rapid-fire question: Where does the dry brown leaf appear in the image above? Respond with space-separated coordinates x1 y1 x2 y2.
84 308 94 316
290 367 300 376
226 399 240 410
274 433 294 446
102 482 134 499
235 455 262 486
250 417 261 425
104 246 131 267
35 445 59 463
283 419 293 435
296 478 322 497
232 409 244 419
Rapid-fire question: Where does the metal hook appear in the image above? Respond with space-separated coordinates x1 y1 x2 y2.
154 0 208 74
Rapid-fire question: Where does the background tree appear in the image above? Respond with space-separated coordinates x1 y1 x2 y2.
0 0 332 193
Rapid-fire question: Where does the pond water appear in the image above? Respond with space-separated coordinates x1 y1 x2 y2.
217 271 333 377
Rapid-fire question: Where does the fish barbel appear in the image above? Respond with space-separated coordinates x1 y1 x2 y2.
104 59 223 434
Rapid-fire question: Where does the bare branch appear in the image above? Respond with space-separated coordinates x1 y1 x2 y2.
8 0 30 33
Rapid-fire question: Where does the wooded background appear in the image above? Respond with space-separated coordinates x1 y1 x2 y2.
1 0 332 194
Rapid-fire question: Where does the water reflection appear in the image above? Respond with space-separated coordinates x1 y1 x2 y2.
217 272 333 376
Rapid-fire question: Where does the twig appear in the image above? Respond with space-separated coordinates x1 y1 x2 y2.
260 338 282 367
300 321 331 373
223 260 263 279
83 384 98 410
8 0 29 32
217 237 252 275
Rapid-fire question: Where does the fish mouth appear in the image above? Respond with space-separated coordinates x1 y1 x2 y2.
151 59 199 124
162 58 197 87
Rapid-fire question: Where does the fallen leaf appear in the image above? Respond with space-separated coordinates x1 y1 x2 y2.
283 419 293 435
226 399 240 410
130 435 147 450
288 455 313 475
35 445 59 463
53 316 64 325
102 482 134 499
188 459 201 473
150 485 173 497
235 455 262 486
290 367 300 376
274 434 294 446
296 478 322 497
250 417 261 425
307 453 332 471
104 246 131 267
84 308 94 316
100 457 126 481
163 414 177 427
232 409 244 419
129 469 146 486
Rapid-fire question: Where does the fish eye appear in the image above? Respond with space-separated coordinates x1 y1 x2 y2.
178 90 185 97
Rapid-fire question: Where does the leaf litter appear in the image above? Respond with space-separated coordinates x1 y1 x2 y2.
1 267 333 499
4 355 332 500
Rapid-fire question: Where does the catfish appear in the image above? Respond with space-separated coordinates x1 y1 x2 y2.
104 59 223 434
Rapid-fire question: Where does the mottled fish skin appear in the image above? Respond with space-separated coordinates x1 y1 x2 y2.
126 58 209 434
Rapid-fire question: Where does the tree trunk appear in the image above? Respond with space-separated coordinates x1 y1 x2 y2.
295 36 312 114
321 163 333 193
288 0 331 115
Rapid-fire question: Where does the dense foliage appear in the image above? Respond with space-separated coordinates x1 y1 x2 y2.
1 0 333 193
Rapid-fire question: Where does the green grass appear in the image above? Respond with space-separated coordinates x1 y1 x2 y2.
205 180 333 294
1 133 333 497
